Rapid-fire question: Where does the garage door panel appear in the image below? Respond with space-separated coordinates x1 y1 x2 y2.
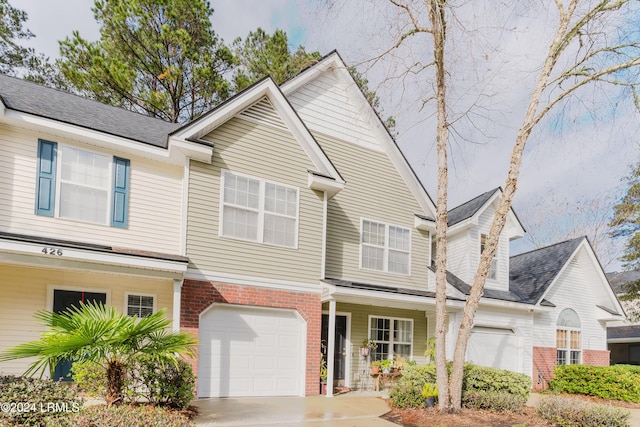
198 306 304 398
467 327 519 373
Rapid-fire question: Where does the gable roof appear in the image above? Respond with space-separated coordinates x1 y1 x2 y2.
509 237 584 304
280 51 436 218
0 73 179 148
171 76 344 188
448 188 499 226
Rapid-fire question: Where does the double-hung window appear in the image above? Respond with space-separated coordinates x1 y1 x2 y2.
35 139 130 228
361 219 410 274
480 234 498 280
369 316 413 361
126 294 155 317
556 308 581 365
221 170 298 248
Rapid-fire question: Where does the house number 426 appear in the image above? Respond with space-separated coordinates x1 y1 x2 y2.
42 247 63 256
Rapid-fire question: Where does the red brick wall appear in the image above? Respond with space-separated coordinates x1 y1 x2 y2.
181 279 322 396
533 347 611 390
532 346 556 390
583 349 610 366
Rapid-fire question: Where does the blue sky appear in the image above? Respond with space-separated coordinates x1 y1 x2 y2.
14 0 640 270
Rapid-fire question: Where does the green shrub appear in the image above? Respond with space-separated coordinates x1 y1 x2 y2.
536 395 630 427
463 364 531 399
132 357 195 409
462 390 527 412
551 364 640 402
389 363 531 409
0 375 83 426
71 360 108 397
56 404 194 427
389 364 437 408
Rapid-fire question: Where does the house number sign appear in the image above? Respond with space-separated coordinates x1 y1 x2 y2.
41 247 63 256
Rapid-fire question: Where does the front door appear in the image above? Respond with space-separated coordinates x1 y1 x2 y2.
321 314 348 383
52 289 107 381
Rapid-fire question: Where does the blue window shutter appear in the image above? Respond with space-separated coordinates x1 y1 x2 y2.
111 157 130 228
35 139 57 216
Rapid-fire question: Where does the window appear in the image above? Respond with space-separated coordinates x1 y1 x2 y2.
369 316 413 361
361 220 410 274
126 294 155 317
556 308 581 365
480 234 498 280
221 170 298 247
35 139 130 228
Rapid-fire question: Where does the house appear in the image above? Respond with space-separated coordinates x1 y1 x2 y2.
607 271 640 364
0 51 624 397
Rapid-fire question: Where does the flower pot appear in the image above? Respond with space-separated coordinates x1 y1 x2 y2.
424 397 435 408
320 381 327 395
383 368 390 374
370 366 380 375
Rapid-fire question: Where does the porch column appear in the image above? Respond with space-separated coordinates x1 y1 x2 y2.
172 279 183 332
326 297 336 397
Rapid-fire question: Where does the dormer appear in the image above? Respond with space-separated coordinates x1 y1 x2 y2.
444 188 525 292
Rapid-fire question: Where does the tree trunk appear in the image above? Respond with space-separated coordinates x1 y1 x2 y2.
105 359 126 406
427 0 451 413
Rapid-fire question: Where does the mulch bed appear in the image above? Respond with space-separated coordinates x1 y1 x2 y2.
382 393 640 427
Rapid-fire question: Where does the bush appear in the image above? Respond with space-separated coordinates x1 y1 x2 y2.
536 395 630 427
462 390 527 412
390 364 437 408
0 375 83 426
551 364 640 402
463 364 531 399
56 404 194 427
71 360 108 397
389 363 531 409
133 357 195 409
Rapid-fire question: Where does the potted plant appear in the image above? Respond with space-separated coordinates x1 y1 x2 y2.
424 337 436 363
369 360 382 375
360 338 377 357
380 359 393 374
319 353 328 394
422 383 438 408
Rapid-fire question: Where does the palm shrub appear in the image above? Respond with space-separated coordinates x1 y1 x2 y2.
0 301 197 406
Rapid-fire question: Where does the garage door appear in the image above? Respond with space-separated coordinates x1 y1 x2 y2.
466 327 519 372
198 305 304 398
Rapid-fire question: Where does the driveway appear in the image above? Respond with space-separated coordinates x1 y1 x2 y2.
193 392 397 427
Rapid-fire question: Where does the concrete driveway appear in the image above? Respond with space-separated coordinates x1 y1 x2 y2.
193 393 397 427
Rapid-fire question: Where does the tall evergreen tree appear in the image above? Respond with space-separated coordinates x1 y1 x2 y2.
58 0 234 123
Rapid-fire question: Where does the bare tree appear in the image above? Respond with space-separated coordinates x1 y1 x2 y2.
346 0 640 412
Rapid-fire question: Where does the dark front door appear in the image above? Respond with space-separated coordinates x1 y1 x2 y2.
52 289 107 381
321 314 348 381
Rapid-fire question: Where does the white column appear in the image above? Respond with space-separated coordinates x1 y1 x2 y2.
327 298 336 397
173 279 183 332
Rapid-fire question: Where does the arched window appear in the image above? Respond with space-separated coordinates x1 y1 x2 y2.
556 308 581 365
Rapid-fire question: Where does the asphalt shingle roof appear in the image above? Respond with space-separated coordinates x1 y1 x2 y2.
448 188 499 226
0 74 179 148
508 237 583 304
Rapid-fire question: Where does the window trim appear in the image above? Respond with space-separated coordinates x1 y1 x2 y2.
367 315 414 361
124 292 157 317
480 233 498 281
556 308 582 365
46 284 112 312
359 218 411 275
219 169 300 249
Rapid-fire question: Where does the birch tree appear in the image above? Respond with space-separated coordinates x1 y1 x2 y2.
355 0 640 412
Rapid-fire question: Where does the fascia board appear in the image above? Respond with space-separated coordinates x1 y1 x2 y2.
280 53 340 95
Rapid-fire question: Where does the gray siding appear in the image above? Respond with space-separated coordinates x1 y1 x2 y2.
186 116 324 285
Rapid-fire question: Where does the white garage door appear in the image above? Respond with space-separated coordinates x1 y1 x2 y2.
467 327 519 372
198 305 304 398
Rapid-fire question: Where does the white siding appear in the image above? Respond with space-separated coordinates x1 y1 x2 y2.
532 253 608 352
0 125 183 254
447 231 471 283
287 69 380 151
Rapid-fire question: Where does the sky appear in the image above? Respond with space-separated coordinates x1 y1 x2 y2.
13 0 640 270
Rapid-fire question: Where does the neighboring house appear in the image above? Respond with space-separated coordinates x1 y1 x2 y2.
607 271 640 364
0 73 211 380
0 50 625 398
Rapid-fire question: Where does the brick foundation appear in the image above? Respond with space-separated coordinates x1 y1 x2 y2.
533 347 611 390
181 280 322 396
